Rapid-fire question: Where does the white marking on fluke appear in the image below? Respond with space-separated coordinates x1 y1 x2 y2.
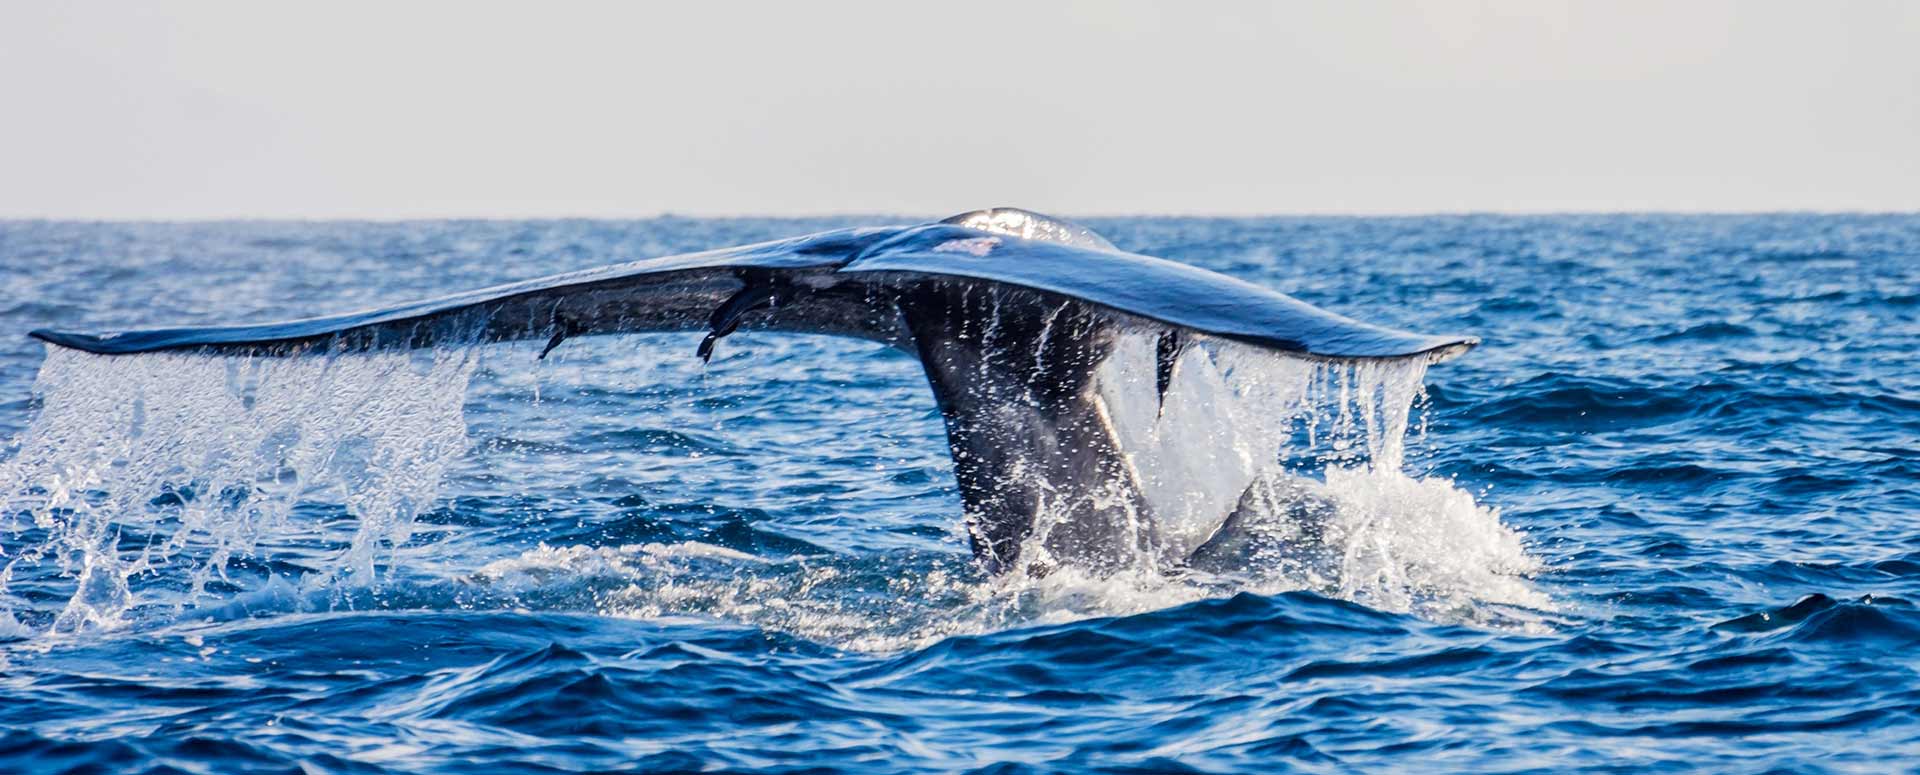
931 236 1001 257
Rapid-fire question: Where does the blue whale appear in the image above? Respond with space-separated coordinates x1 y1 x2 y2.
31 209 1475 573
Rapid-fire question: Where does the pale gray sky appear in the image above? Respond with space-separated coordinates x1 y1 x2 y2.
2 1 1916 219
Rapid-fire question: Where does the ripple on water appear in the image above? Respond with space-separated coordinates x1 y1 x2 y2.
1 215 1917 772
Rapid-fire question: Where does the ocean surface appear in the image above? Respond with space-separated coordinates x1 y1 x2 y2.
0 214 1915 773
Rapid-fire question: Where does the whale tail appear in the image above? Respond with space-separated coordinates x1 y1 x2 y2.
28 210 1476 573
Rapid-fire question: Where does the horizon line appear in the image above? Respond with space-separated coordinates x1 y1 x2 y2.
4 207 1918 224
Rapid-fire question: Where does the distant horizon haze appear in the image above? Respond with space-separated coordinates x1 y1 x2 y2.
6 209 1920 225
3 1 1916 220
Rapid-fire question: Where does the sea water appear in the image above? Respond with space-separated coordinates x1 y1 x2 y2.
0 215 1913 772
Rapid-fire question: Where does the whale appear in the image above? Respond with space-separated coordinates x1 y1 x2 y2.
29 209 1476 574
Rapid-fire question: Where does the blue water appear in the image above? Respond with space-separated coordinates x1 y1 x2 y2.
0 215 1916 773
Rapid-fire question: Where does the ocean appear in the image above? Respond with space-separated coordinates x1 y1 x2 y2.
0 214 1914 773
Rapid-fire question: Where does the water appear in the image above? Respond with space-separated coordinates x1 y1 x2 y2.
0 215 1913 772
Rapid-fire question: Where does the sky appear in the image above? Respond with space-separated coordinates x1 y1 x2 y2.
1 1 1916 219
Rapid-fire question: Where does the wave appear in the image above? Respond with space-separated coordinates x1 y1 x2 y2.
1713 593 1920 645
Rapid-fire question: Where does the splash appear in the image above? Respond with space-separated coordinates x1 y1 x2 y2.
0 327 1545 647
0 346 478 635
467 334 1549 651
987 336 1546 634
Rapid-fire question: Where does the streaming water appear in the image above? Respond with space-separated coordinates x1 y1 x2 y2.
0 326 1540 650
0 347 478 635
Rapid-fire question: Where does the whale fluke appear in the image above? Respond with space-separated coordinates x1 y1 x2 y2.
698 271 801 363
28 210 1476 574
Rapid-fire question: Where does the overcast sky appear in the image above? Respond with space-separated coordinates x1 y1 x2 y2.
2 1 1916 219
